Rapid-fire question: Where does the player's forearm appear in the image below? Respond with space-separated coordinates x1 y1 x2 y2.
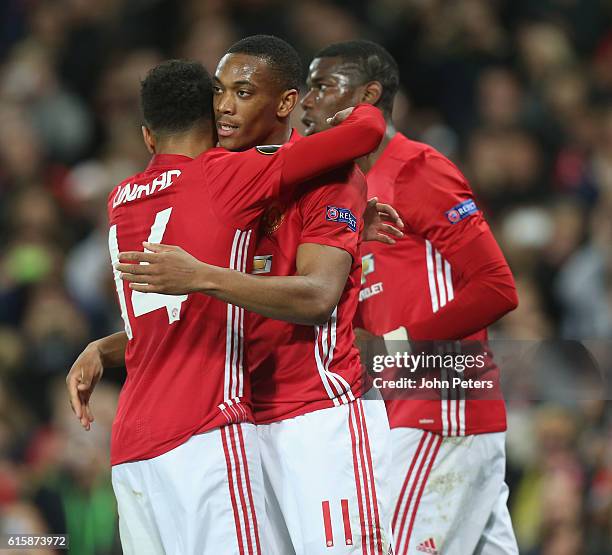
197 266 335 325
281 104 385 186
407 276 518 340
89 331 128 368
406 233 518 340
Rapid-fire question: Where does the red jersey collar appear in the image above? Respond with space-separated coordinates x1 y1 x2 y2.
147 153 193 170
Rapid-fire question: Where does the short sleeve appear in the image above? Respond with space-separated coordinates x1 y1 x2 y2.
298 165 367 261
396 151 489 257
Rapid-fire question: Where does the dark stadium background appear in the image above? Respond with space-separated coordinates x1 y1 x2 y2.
0 1 611 554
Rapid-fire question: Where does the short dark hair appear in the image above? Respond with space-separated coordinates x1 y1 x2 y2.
314 40 400 116
226 34 303 91
140 60 213 135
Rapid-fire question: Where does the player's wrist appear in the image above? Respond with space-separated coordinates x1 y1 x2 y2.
83 339 108 370
90 332 127 368
86 338 104 357
193 261 222 294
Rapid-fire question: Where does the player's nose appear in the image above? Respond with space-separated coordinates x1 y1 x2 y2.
216 91 235 115
300 89 315 109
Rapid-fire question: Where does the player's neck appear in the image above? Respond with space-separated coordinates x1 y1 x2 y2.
357 120 396 174
155 128 216 159
259 124 292 146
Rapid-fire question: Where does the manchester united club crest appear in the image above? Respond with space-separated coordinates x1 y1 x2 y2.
261 202 285 235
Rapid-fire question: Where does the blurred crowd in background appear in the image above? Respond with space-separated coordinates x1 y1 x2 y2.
0 0 610 553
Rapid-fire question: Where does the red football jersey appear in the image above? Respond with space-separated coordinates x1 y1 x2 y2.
357 133 506 436
247 137 368 423
107 150 285 465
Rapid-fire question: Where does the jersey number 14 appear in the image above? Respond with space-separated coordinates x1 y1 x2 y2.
108 207 187 339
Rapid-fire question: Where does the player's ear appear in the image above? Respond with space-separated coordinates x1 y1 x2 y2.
360 81 383 107
277 89 299 118
142 126 156 154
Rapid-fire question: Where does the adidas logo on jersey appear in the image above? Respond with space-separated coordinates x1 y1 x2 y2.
416 537 438 554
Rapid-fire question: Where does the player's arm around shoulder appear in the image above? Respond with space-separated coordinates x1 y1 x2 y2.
195 106 385 231
279 104 385 188
197 146 286 229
